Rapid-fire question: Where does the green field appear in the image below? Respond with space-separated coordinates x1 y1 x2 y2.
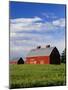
9 64 66 88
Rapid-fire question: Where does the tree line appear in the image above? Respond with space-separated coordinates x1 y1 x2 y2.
61 48 66 63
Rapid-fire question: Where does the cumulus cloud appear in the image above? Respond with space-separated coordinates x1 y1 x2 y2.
11 17 42 23
10 17 42 32
52 18 65 27
10 17 65 60
10 17 65 33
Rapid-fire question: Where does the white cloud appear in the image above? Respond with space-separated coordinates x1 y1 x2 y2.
10 45 32 52
10 32 16 37
42 12 58 19
10 17 42 23
10 32 52 40
52 18 65 27
10 17 42 32
10 17 65 59
10 17 65 33
10 32 53 52
10 36 65 55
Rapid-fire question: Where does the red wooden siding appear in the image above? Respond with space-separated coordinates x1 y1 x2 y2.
26 56 50 64
9 61 17 64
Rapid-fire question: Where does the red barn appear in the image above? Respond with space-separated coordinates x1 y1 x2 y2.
9 61 17 64
26 45 60 64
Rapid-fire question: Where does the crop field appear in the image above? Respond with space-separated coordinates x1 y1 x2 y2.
9 64 66 89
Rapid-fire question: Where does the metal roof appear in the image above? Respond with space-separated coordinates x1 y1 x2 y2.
27 47 55 57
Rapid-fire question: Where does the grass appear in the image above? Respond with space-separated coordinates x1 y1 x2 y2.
9 64 66 88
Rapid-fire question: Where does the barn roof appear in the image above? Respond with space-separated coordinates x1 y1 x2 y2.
27 47 55 57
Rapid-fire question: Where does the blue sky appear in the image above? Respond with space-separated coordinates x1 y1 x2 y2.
10 1 66 60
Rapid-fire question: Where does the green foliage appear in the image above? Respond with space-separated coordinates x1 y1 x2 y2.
61 49 66 63
9 64 66 89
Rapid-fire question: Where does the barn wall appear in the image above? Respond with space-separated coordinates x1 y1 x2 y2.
9 61 17 64
50 48 60 64
26 56 50 64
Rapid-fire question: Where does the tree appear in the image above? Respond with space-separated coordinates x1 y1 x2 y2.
17 57 24 64
61 49 66 63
